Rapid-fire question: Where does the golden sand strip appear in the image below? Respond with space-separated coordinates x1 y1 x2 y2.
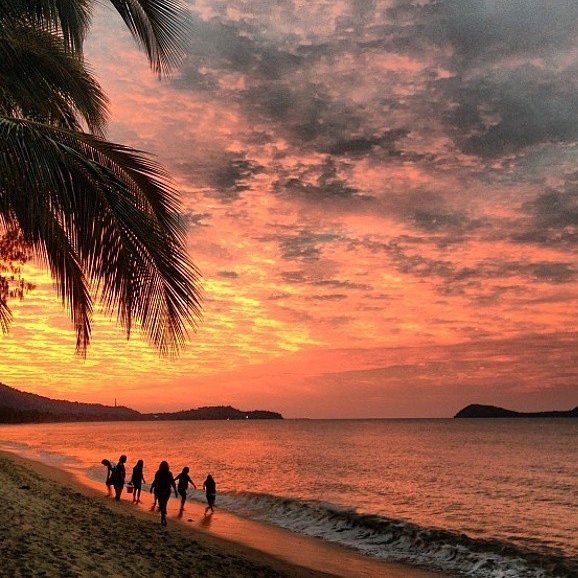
0 451 447 578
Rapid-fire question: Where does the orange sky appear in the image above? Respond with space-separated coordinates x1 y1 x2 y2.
2 1 578 418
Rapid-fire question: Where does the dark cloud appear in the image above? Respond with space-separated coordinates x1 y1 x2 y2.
528 262 576 284
281 271 307 284
266 292 292 301
307 294 348 302
274 158 373 203
270 230 341 262
172 1 578 166
312 279 372 291
173 10 404 158
240 82 368 147
411 210 474 233
177 13 303 81
171 67 220 92
409 2 578 158
525 190 578 228
448 69 578 157
514 189 578 246
178 152 264 201
326 128 409 157
182 210 212 228
356 235 577 293
276 271 373 297
212 158 265 194
216 270 239 279
429 0 578 63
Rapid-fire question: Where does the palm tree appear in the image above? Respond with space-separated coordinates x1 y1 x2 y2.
2 0 191 77
0 0 202 356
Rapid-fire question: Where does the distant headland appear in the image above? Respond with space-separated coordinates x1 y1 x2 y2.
454 404 578 418
0 383 283 423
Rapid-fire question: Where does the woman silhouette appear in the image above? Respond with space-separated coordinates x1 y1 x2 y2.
150 461 177 525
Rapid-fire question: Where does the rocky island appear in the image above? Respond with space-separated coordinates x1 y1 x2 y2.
454 403 578 418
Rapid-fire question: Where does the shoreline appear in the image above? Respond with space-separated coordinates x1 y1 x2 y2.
0 449 449 577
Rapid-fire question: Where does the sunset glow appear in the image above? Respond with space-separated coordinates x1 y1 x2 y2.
2 1 578 417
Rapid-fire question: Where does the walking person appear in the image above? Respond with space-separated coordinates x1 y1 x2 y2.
174 466 196 514
101 459 113 496
150 461 177 525
129 459 146 504
111 454 127 501
203 473 216 514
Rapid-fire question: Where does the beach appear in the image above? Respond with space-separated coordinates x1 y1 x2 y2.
0 450 447 578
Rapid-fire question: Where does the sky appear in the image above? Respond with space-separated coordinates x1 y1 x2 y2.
2 0 578 418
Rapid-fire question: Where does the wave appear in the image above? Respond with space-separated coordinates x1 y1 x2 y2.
0 439 81 467
0 439 30 451
212 491 577 578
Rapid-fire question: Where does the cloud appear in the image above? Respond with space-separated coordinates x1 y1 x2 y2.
429 0 578 62
448 68 578 157
312 279 372 291
272 229 342 262
23 0 578 418
216 270 239 279
418 2 578 158
326 129 409 157
514 188 578 246
273 158 371 204
307 294 348 302
182 210 213 228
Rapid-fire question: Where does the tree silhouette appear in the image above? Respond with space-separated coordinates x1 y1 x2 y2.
0 0 202 356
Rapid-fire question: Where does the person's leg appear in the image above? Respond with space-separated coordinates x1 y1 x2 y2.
114 484 123 501
158 493 169 524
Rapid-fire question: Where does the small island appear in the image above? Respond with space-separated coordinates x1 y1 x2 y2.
454 403 578 418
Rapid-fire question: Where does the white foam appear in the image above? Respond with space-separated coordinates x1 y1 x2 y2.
215 491 572 578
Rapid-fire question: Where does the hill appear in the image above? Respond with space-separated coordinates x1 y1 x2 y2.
0 383 139 422
142 406 282 420
0 383 283 423
454 403 578 418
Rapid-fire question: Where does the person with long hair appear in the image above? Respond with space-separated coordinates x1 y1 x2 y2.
101 459 113 496
129 459 146 504
150 461 177 525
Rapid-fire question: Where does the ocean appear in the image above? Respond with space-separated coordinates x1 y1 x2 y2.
0 418 576 577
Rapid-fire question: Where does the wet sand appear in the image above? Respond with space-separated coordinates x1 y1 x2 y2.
0 450 449 577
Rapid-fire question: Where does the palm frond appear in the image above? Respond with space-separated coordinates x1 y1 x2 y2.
108 0 192 76
2 0 192 77
0 20 108 134
0 0 92 56
0 117 202 356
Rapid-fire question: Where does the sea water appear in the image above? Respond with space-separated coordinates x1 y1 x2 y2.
0 418 576 577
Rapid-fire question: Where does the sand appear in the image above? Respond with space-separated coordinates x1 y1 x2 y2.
0 450 449 577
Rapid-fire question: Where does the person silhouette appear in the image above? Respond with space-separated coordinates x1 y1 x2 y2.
111 454 127 501
129 459 146 504
203 474 216 514
101 459 113 496
174 466 196 514
150 461 177 525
